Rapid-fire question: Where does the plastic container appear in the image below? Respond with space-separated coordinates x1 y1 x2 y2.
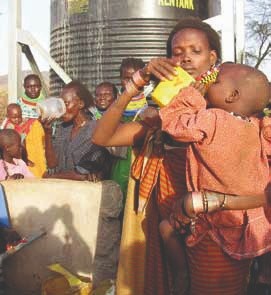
36 97 66 120
151 67 195 108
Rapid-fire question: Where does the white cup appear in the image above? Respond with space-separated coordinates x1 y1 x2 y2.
36 97 66 120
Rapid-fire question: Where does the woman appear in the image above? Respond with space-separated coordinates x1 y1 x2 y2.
92 17 270 295
43 81 110 181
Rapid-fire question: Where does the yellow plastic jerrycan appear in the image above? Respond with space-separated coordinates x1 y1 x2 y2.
41 263 92 295
151 67 195 108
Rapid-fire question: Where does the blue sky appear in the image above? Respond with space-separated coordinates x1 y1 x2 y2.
0 0 270 79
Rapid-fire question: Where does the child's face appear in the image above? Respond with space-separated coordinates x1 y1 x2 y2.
24 78 42 99
205 65 236 109
7 107 22 125
121 67 136 90
95 85 115 111
171 28 217 79
6 135 22 159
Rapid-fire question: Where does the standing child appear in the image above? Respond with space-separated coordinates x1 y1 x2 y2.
94 82 118 119
0 129 34 180
159 63 271 293
1 104 46 177
17 74 44 119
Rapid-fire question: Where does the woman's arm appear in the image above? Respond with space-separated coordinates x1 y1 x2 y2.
92 91 148 147
43 121 58 169
171 189 270 230
183 190 268 219
92 57 178 147
44 170 86 181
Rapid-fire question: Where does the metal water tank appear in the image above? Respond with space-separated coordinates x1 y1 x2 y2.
50 0 216 95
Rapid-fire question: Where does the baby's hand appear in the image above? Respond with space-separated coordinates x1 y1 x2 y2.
139 106 161 129
8 173 24 180
190 81 206 96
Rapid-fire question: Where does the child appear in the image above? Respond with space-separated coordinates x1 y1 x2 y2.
1 103 35 141
0 129 34 180
120 58 148 121
159 63 271 290
94 82 118 119
17 74 44 119
1 104 46 177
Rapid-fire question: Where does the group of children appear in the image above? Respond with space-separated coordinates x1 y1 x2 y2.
0 74 46 181
0 57 149 188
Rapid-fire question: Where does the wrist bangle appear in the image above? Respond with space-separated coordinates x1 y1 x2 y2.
202 190 208 213
181 200 194 219
220 194 227 209
132 70 150 88
191 191 204 215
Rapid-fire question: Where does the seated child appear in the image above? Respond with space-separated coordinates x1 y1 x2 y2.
159 63 271 291
0 129 34 180
1 104 46 177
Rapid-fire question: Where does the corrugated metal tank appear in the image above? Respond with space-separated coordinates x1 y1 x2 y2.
50 0 219 95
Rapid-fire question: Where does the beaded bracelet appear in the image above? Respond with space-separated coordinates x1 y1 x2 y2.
132 69 150 88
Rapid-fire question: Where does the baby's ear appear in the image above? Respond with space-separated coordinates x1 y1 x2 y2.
225 89 240 103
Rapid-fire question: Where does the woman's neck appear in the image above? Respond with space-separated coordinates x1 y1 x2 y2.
73 112 88 129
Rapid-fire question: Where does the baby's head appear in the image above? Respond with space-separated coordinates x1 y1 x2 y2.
206 63 269 117
6 104 22 125
0 129 22 160
120 58 145 91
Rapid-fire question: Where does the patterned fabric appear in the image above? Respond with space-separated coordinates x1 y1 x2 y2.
187 234 251 295
52 120 97 172
17 93 45 119
160 86 271 259
131 130 187 218
116 131 188 295
123 92 148 117
1 118 35 141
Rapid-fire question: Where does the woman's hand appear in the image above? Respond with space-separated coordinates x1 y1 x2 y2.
144 57 179 81
40 118 55 134
8 173 24 180
139 107 161 129
86 172 103 182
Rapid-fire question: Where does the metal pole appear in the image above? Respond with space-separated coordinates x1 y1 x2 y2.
8 0 22 103
235 0 245 63
221 0 235 62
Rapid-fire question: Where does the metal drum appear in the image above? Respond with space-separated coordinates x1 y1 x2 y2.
50 0 218 95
